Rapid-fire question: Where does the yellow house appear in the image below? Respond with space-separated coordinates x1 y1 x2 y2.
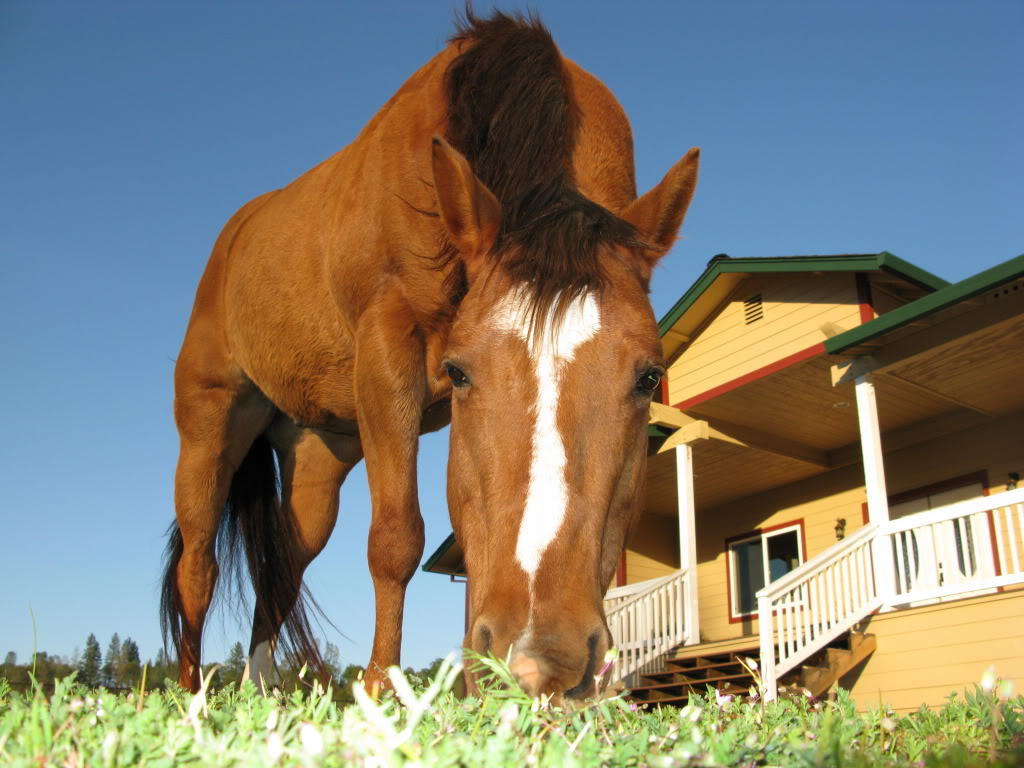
424 251 1024 712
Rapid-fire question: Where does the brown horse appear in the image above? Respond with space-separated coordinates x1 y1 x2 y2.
161 10 698 699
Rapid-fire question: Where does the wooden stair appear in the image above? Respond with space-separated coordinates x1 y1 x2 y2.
626 632 876 708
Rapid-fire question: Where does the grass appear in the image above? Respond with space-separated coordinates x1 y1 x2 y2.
1 654 1021 767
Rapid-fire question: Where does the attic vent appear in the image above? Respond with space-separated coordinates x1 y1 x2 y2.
743 293 764 325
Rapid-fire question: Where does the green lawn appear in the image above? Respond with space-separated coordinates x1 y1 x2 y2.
1 655 1021 766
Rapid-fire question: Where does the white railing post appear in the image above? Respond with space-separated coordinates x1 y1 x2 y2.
758 593 777 700
854 373 895 606
676 444 700 645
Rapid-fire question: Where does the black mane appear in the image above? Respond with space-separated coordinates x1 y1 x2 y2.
441 9 642 323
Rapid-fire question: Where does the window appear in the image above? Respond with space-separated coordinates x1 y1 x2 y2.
728 523 803 619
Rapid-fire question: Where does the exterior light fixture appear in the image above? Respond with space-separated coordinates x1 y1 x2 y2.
834 517 847 540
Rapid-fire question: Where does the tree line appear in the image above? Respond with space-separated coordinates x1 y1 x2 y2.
1 633 446 699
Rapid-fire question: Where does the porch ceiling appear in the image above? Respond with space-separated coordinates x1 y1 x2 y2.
646 441 823 515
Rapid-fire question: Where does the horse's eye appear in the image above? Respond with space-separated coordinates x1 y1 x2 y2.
446 362 470 388
636 368 663 395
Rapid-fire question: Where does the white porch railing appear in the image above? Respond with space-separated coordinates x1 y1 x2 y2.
886 488 1024 606
603 570 692 683
757 487 1024 699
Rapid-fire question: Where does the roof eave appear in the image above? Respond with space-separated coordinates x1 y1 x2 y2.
826 253 1024 355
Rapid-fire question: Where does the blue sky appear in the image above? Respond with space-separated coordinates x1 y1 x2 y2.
1 1 1020 671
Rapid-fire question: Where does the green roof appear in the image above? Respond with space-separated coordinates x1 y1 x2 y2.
657 252 949 337
826 253 1024 355
421 532 457 574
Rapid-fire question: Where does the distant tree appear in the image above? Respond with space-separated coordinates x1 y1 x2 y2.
418 658 445 682
102 633 121 687
323 642 342 683
220 642 246 688
151 647 177 689
79 634 102 687
117 637 141 688
1 651 21 684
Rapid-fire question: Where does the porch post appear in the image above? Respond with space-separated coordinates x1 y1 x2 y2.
854 373 895 604
675 444 700 645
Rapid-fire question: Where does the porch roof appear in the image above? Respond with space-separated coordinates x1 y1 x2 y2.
826 253 1024 356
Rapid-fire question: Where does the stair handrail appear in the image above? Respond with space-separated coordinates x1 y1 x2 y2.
757 521 879 600
604 570 685 618
756 521 882 700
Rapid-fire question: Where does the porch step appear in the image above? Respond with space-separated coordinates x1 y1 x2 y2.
799 632 877 697
626 632 876 708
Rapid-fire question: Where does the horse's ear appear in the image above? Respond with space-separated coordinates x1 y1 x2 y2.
431 136 501 281
622 147 700 274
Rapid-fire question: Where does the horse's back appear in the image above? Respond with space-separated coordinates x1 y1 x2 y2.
179 40 638 427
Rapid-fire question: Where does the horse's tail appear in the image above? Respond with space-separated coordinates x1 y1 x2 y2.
160 435 328 681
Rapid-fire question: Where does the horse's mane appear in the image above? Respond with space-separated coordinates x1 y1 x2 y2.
440 9 643 326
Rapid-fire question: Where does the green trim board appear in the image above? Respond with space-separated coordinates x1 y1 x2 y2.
421 532 458 575
825 253 1024 355
657 252 948 338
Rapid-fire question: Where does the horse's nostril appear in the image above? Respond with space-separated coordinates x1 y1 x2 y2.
564 631 601 699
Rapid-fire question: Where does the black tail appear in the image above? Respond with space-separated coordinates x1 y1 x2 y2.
160 435 328 682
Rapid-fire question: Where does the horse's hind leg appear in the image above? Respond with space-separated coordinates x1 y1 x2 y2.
243 420 362 691
169 375 273 691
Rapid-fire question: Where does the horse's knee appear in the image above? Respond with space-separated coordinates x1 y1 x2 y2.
368 512 424 585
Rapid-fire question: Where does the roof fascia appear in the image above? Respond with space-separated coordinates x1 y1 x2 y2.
421 532 457 574
826 254 1024 355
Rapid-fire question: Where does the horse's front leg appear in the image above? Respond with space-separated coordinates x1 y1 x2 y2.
354 293 428 692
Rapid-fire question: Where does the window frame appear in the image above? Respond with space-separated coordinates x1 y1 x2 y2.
725 519 806 622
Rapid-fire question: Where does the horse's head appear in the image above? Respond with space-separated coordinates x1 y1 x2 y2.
431 137 699 700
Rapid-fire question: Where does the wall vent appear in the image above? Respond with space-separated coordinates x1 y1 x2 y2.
743 293 764 325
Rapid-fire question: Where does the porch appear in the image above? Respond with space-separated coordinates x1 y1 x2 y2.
605 486 1024 693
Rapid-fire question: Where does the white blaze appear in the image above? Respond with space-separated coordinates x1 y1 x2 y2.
493 289 602 580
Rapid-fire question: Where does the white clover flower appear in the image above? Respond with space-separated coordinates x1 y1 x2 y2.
299 722 324 756
980 665 998 693
999 679 1015 700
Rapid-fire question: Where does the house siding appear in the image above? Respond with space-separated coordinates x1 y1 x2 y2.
624 513 679 583
667 274 861 406
841 589 1024 712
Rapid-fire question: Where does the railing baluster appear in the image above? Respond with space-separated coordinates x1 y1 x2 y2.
1006 504 1022 574
808 572 820 644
